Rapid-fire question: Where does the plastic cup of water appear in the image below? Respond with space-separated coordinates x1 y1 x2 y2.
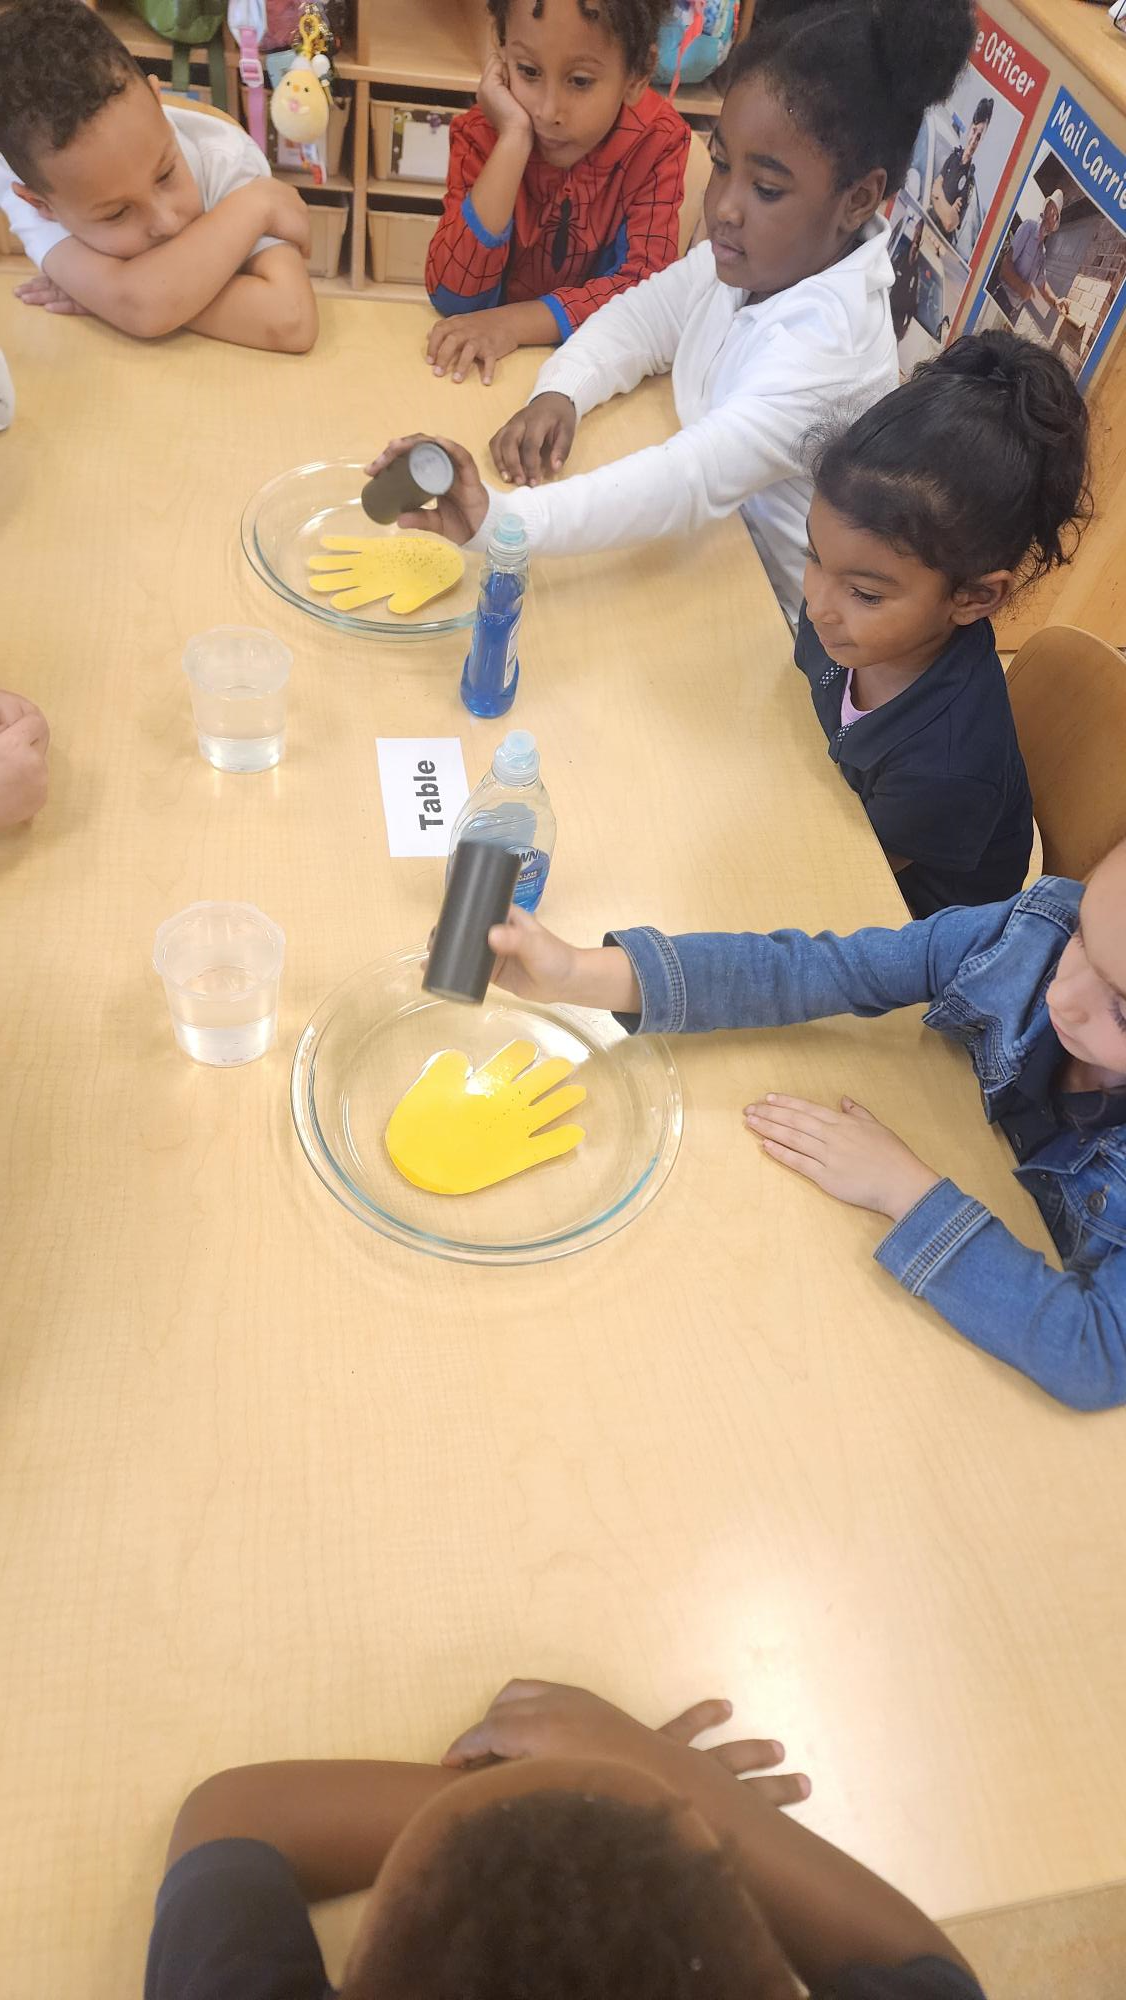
153 902 286 1065
182 626 292 773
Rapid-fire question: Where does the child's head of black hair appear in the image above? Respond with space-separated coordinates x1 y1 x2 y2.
812 330 1092 592
342 1789 800 2000
727 0 978 194
0 0 141 191
486 0 667 76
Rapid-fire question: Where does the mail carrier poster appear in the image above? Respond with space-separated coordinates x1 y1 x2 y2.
965 87 1126 392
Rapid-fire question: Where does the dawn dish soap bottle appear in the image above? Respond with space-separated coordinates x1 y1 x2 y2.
459 514 529 719
447 731 556 913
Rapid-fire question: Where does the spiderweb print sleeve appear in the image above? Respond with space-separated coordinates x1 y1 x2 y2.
425 116 511 314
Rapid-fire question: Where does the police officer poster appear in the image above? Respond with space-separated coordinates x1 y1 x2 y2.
885 9 1047 377
965 91 1126 392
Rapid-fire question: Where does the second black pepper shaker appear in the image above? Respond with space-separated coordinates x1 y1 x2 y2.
423 840 521 1005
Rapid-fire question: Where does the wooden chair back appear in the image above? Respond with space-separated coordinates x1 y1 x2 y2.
1007 623 1126 880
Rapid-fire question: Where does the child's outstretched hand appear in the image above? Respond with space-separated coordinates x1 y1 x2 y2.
477 47 534 143
745 1094 940 1223
427 306 522 385
490 392 577 486
442 1679 810 1809
365 434 489 544
0 690 49 827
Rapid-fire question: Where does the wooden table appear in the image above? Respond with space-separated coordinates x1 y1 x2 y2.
0 296 1123 1997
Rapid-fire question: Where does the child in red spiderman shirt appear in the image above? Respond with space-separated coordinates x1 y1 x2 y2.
425 0 689 384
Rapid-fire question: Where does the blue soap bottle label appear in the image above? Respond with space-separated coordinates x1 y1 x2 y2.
514 847 550 912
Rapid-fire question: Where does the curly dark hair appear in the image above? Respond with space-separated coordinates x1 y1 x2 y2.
728 0 977 191
342 1790 800 2000
486 0 669 76
811 330 1093 592
0 0 141 191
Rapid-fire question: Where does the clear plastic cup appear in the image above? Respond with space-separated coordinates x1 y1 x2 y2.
153 902 285 1065
182 626 292 773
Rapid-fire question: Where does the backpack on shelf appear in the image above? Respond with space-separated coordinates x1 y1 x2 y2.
130 2 229 107
262 0 351 50
654 0 740 94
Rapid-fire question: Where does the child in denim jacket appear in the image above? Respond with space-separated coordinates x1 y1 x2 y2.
486 839 1126 1412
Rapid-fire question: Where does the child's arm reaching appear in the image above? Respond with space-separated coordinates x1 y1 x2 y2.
485 900 1012 1033
443 1681 979 1993
488 247 708 484
36 180 314 346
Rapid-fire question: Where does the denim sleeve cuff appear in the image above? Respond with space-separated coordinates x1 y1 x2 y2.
874 1178 993 1293
540 292 574 342
606 927 685 1034
463 192 512 249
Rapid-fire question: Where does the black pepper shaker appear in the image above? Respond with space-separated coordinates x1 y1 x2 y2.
362 441 456 524
423 840 521 1005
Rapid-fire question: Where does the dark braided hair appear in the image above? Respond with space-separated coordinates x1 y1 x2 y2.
487 0 668 75
343 1790 801 2000
0 0 142 191
812 331 1093 592
728 0 977 190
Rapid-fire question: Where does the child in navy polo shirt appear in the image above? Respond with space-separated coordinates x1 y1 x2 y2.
797 330 1090 917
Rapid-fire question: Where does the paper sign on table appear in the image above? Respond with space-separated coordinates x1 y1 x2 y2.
377 738 469 858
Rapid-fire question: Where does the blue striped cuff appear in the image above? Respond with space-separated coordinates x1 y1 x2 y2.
462 192 512 249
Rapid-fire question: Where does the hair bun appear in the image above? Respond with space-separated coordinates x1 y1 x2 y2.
871 0 977 118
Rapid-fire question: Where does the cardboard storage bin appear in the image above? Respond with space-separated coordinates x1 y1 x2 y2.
305 195 349 278
367 206 439 285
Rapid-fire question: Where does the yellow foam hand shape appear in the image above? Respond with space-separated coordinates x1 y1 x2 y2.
306 534 465 615
386 1040 586 1196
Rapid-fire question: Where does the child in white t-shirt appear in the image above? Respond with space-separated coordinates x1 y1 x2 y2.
0 0 317 353
369 0 977 624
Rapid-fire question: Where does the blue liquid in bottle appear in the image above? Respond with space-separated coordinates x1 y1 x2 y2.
460 515 529 719
446 732 556 915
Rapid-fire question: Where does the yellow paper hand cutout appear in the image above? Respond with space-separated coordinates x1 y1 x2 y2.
386 1040 586 1196
306 533 465 614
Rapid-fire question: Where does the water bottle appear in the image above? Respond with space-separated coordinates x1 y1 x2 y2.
447 731 556 913
459 514 529 719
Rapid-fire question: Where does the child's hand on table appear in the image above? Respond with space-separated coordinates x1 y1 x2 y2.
14 274 90 315
745 1094 940 1222
365 434 489 543
488 906 641 1014
477 47 534 144
0 690 49 827
490 392 577 485
427 306 522 385
443 1679 809 1808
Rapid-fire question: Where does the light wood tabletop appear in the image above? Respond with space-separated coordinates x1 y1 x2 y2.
0 294 1124 1997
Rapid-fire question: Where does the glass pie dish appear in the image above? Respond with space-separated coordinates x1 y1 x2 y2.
291 951 683 1265
241 459 479 640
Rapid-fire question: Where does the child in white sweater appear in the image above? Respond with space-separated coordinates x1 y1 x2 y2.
369 1 976 625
